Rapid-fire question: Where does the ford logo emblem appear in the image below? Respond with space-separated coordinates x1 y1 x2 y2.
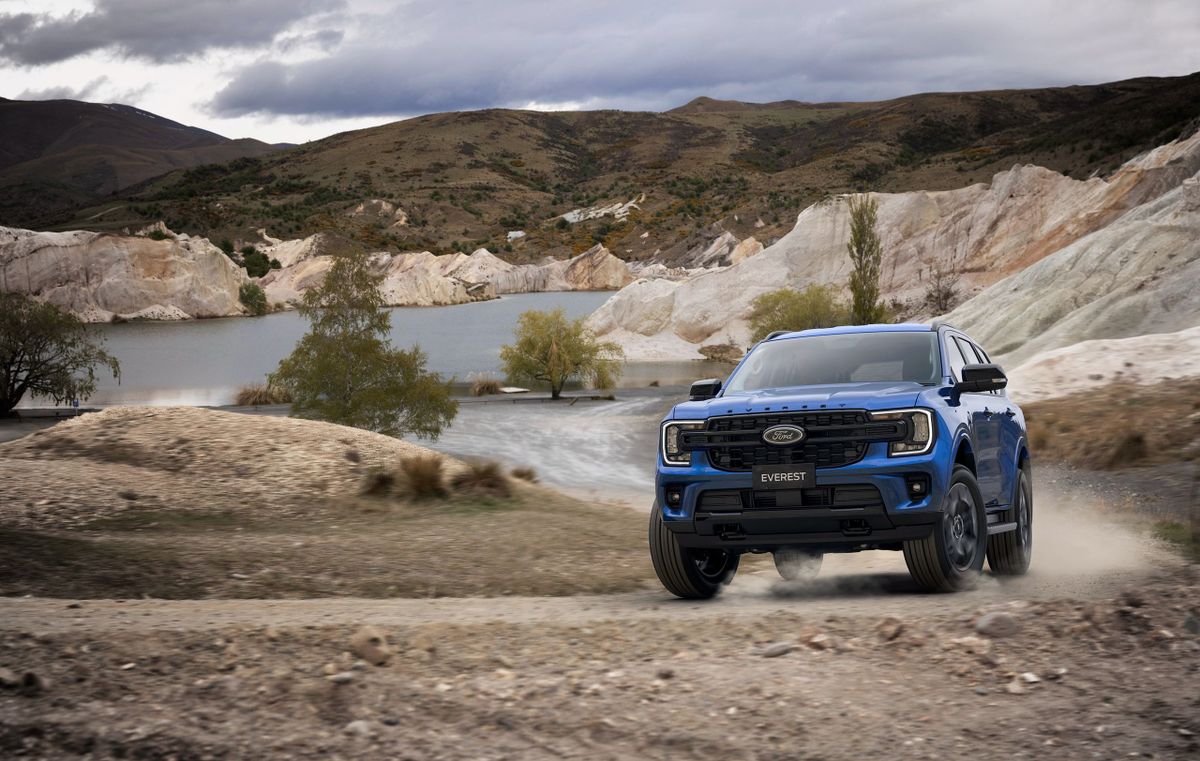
762 424 806 446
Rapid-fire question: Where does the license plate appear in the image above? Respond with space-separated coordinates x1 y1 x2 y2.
753 464 816 490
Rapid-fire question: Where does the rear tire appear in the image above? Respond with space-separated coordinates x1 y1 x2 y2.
903 465 987 592
987 466 1033 575
773 549 823 581
649 504 738 599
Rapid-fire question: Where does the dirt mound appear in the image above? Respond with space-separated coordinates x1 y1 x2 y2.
0 406 451 529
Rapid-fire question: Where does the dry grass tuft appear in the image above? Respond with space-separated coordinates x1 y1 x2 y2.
401 455 448 500
359 468 397 497
471 378 503 397
452 460 511 498
235 384 294 406
511 466 538 483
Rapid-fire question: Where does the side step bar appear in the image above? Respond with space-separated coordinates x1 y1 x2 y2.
987 521 1017 535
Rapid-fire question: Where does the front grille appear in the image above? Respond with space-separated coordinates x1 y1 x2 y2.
701 411 892 472
697 484 884 511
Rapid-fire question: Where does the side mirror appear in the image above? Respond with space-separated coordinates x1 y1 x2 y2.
689 378 722 401
957 363 1007 393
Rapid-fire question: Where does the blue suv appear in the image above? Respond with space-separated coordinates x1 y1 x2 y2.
650 323 1032 598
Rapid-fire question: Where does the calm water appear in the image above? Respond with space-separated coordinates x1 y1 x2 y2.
58 292 725 406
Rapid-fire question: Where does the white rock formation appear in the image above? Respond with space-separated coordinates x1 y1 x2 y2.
456 244 634 294
943 174 1200 364
589 128 1200 360
0 226 247 321
559 195 644 224
257 242 631 309
258 247 495 309
1006 325 1200 403
347 199 408 227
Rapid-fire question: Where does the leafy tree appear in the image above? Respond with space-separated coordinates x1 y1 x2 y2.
0 294 120 415
500 308 624 399
268 250 457 437
239 283 269 316
747 284 849 342
846 194 886 324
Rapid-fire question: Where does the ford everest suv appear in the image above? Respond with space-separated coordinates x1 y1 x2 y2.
650 323 1032 598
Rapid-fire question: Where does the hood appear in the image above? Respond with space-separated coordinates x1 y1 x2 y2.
670 382 927 420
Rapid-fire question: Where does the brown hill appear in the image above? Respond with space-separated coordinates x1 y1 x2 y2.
0 98 282 227
46 72 1200 261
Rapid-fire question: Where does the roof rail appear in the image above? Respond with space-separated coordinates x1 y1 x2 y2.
929 321 960 332
764 330 790 340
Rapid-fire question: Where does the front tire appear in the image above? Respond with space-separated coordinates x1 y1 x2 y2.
773 549 823 581
987 466 1033 575
649 505 738 599
903 465 987 592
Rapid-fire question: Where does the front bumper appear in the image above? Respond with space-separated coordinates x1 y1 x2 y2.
657 441 946 553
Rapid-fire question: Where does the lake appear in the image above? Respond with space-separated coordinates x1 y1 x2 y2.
64 292 727 406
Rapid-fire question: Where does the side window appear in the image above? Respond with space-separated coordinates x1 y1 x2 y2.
967 341 989 364
945 335 969 381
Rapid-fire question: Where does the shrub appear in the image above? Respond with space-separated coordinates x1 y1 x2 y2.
451 460 511 498
924 264 960 314
747 284 848 342
241 247 272 278
471 378 502 396
401 455 448 500
359 468 396 497
500 308 625 399
218 238 234 254
235 383 293 406
511 466 538 483
146 229 170 241
239 283 269 316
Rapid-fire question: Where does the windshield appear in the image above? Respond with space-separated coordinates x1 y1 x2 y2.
726 332 941 393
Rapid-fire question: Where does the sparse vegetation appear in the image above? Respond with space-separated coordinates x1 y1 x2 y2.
238 283 268 316
451 460 511 498
471 378 502 396
1023 381 1200 470
401 455 448 500
924 263 961 314
511 466 538 483
269 249 458 437
500 308 625 399
234 383 293 406
747 284 848 342
846 194 886 324
0 293 120 415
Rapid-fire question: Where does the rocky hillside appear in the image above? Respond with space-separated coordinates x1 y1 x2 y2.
45 73 1200 265
588 127 1200 361
0 98 282 228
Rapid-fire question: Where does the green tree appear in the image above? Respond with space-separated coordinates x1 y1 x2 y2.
239 283 268 316
240 246 271 278
268 251 457 438
500 308 624 399
846 194 886 324
747 284 848 342
0 294 120 415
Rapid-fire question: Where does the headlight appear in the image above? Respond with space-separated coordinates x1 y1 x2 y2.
661 421 704 466
869 408 934 456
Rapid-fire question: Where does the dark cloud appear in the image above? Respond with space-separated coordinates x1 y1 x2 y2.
209 0 1200 118
0 0 344 65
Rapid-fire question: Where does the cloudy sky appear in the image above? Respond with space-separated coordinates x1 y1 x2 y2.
2 0 1199 144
